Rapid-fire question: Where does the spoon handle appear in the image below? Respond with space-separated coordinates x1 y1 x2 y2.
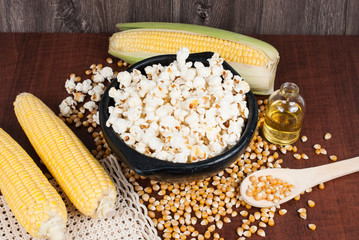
303 156 359 189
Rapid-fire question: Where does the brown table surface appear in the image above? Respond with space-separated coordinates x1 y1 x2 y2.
0 33 358 240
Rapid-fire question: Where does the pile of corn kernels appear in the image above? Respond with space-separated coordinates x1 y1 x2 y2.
59 56 338 240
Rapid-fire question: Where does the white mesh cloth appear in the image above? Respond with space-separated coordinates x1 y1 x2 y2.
0 155 160 240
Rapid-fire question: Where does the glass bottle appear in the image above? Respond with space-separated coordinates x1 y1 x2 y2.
263 82 305 145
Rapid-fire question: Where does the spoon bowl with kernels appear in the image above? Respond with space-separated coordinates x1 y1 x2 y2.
240 156 359 208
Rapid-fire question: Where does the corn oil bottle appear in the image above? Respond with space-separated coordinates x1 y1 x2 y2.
263 82 305 145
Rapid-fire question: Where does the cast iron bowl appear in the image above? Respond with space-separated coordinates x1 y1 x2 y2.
99 52 258 182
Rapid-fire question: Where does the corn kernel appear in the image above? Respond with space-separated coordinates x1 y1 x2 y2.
249 225 257 233
243 230 252 237
301 153 309 159
329 155 338 161
308 223 317 231
240 210 248 217
299 212 307 219
301 136 308 142
259 222 267 228
278 209 287 215
320 148 327 155
308 200 315 208
324 133 332 140
297 208 307 213
257 229 266 237
236 227 244 236
313 144 321 150
268 218 275 226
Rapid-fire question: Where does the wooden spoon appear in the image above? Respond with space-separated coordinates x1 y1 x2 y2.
240 156 359 208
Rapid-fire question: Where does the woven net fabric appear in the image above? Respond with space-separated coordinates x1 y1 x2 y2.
0 155 160 240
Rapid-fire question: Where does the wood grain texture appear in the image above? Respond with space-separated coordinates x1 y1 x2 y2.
0 0 358 34
346 0 359 35
0 33 358 239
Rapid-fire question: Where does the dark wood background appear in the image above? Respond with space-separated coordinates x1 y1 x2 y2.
0 0 358 35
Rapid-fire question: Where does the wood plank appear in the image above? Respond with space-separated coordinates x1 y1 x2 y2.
260 0 346 34
177 0 264 34
346 0 359 34
128 0 172 22
0 0 59 32
0 1 358 34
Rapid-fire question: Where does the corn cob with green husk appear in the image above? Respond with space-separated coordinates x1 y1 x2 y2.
109 22 280 95
14 93 117 218
0 128 67 240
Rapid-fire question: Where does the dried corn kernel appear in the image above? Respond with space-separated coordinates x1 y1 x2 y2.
324 133 332 140
313 144 321 150
308 200 315 208
278 209 287 215
236 227 243 236
299 212 307 219
301 153 309 159
320 148 327 155
297 208 307 213
106 57 113 64
301 136 308 142
308 224 316 231
329 155 338 161
268 218 275 226
243 230 252 237
257 229 266 237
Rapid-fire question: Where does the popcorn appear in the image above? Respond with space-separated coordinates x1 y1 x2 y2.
181 68 196 82
177 47 190 68
125 107 141 122
117 71 132 88
121 133 136 145
81 79 93 93
65 78 76 94
159 115 179 129
73 92 86 103
83 101 97 112
107 48 250 163
148 137 164 152
93 72 105 83
112 118 128 134
59 96 76 117
93 111 100 125
193 76 206 90
100 66 114 80
89 84 105 102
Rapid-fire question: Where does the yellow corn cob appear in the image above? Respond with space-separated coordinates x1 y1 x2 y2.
0 128 67 240
109 22 280 95
113 30 266 66
14 93 117 218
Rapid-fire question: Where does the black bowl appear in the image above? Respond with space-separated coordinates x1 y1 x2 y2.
99 52 258 182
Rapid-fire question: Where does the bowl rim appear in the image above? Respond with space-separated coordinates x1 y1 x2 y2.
99 52 258 177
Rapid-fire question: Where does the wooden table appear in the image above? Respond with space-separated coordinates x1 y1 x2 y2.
0 33 358 239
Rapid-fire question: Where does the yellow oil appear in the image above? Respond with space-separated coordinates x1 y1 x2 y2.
263 100 303 145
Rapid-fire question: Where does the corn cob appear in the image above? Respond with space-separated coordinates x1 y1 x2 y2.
109 22 280 95
14 93 117 218
0 128 67 240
